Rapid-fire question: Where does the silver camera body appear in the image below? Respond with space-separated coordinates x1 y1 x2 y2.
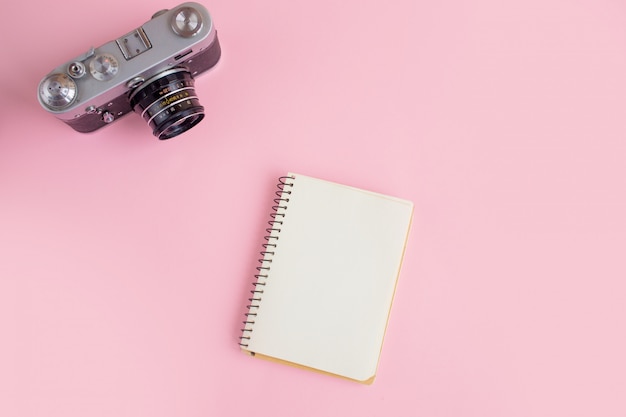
37 2 221 139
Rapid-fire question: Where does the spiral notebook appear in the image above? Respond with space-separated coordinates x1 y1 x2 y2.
239 173 414 384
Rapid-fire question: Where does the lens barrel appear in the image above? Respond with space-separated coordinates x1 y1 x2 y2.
129 68 204 139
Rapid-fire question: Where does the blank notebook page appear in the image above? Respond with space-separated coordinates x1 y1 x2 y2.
242 173 414 383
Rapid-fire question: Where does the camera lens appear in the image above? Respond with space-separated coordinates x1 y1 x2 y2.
129 68 205 140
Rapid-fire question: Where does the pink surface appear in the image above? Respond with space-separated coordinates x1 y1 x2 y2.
2 0 626 416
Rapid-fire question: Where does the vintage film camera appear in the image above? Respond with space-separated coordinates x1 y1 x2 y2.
37 2 221 139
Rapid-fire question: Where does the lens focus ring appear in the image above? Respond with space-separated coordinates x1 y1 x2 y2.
129 68 205 140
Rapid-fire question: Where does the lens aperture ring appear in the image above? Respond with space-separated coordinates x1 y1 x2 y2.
141 86 196 119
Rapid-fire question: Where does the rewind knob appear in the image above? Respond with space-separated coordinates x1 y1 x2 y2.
171 6 203 37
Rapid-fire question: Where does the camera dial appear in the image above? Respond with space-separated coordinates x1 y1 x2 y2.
89 54 119 81
39 73 78 109
171 7 203 37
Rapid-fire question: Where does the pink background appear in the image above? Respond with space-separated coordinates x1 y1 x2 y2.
2 0 626 415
